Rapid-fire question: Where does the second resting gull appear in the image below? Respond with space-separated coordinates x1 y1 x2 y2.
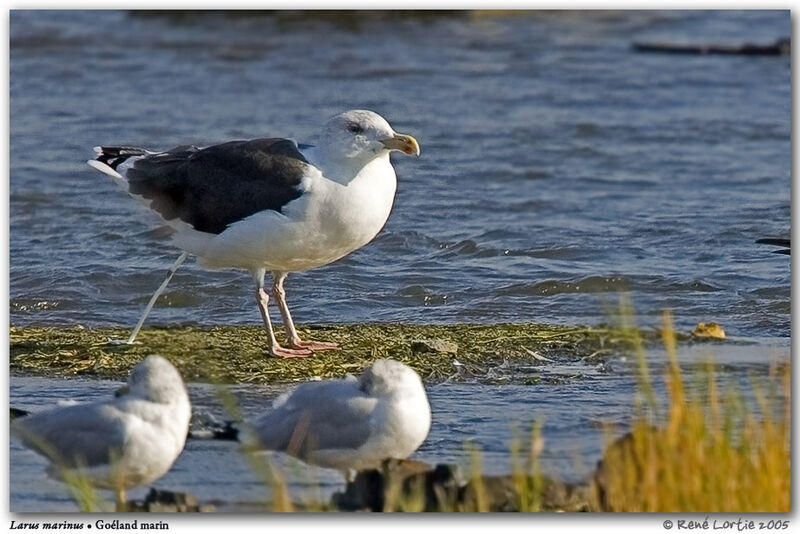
88 110 420 358
246 358 431 477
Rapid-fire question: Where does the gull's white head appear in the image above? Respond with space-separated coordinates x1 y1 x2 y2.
359 358 425 397
318 110 420 165
123 355 188 405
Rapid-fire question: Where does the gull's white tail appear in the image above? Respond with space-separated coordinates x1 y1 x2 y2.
88 145 187 345
87 146 150 185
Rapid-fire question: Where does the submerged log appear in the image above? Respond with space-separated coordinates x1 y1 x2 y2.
633 37 790 56
756 237 791 255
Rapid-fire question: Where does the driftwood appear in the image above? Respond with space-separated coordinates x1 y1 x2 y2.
633 37 789 56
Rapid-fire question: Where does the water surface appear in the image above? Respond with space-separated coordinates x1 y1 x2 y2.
10 10 790 337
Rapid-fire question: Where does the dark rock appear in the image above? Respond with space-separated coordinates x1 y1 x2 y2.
402 463 464 512
460 475 519 512
592 427 660 512
126 488 213 512
540 477 588 512
332 460 588 512
461 475 588 512
333 458 443 511
10 407 29 420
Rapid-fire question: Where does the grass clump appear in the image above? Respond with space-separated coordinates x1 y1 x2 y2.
590 311 790 512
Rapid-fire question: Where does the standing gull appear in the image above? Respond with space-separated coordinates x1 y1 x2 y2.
246 359 431 477
11 355 192 506
88 110 420 358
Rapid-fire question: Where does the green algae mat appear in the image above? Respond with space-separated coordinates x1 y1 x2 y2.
10 323 665 384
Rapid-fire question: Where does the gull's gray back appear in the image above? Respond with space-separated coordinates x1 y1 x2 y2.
252 377 378 454
12 402 129 468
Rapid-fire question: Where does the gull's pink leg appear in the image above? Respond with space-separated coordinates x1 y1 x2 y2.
252 269 313 358
272 271 339 352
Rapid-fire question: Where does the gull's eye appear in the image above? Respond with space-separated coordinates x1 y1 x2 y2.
347 123 364 134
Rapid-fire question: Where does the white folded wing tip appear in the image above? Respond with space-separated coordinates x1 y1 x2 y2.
87 159 124 179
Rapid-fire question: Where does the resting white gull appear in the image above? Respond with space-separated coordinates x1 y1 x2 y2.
11 355 191 506
246 359 431 477
88 110 420 358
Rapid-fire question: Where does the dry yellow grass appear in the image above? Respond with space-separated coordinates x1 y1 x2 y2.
590 311 790 512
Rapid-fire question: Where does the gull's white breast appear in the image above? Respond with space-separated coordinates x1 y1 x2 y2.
176 154 398 272
105 398 191 488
